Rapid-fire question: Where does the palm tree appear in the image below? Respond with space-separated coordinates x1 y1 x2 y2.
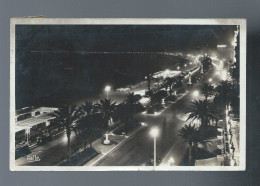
214 81 238 105
192 130 212 158
114 103 132 129
114 93 144 130
200 55 212 72
124 92 141 105
178 124 198 165
163 77 176 96
175 75 184 87
52 105 82 161
200 83 215 101
76 114 97 149
94 99 117 127
145 72 154 92
81 101 94 115
186 100 217 128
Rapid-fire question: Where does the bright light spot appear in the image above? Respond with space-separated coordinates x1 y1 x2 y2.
217 45 227 48
134 90 146 96
62 134 67 143
215 71 220 75
116 87 130 92
140 122 147 126
184 64 187 67
230 159 235 166
221 70 227 80
177 66 180 70
105 85 111 92
211 56 218 60
150 128 159 138
193 90 199 97
220 60 223 66
25 128 30 134
168 156 175 165
208 78 212 82
165 69 170 74
139 97 150 104
226 109 229 115
189 62 192 65
226 116 230 123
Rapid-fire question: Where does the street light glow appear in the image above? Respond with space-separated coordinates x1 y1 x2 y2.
208 78 212 82
177 66 180 70
221 70 227 80
105 85 111 99
105 85 111 92
193 90 199 97
217 45 227 48
150 128 159 138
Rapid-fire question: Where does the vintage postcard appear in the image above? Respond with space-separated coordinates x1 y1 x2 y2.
10 18 246 171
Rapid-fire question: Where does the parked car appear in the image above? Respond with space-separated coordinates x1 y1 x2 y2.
15 145 31 159
37 135 53 145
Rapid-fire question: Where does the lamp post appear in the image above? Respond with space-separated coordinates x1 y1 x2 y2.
201 64 204 74
150 128 159 169
25 128 30 145
188 71 192 85
104 85 111 99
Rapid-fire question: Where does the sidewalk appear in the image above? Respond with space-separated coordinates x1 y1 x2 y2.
84 125 145 166
229 119 240 165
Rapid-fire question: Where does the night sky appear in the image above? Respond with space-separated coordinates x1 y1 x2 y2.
15 25 237 108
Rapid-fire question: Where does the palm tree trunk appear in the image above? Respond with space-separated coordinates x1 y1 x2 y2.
189 141 193 166
147 79 151 92
67 134 71 161
169 86 173 96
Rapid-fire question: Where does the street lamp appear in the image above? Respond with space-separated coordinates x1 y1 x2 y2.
193 90 199 98
150 127 159 169
104 85 111 99
25 128 30 145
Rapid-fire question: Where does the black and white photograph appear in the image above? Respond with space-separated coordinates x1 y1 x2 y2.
10 18 246 171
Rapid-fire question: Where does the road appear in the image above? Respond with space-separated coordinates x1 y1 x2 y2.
95 70 213 166
16 132 78 166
